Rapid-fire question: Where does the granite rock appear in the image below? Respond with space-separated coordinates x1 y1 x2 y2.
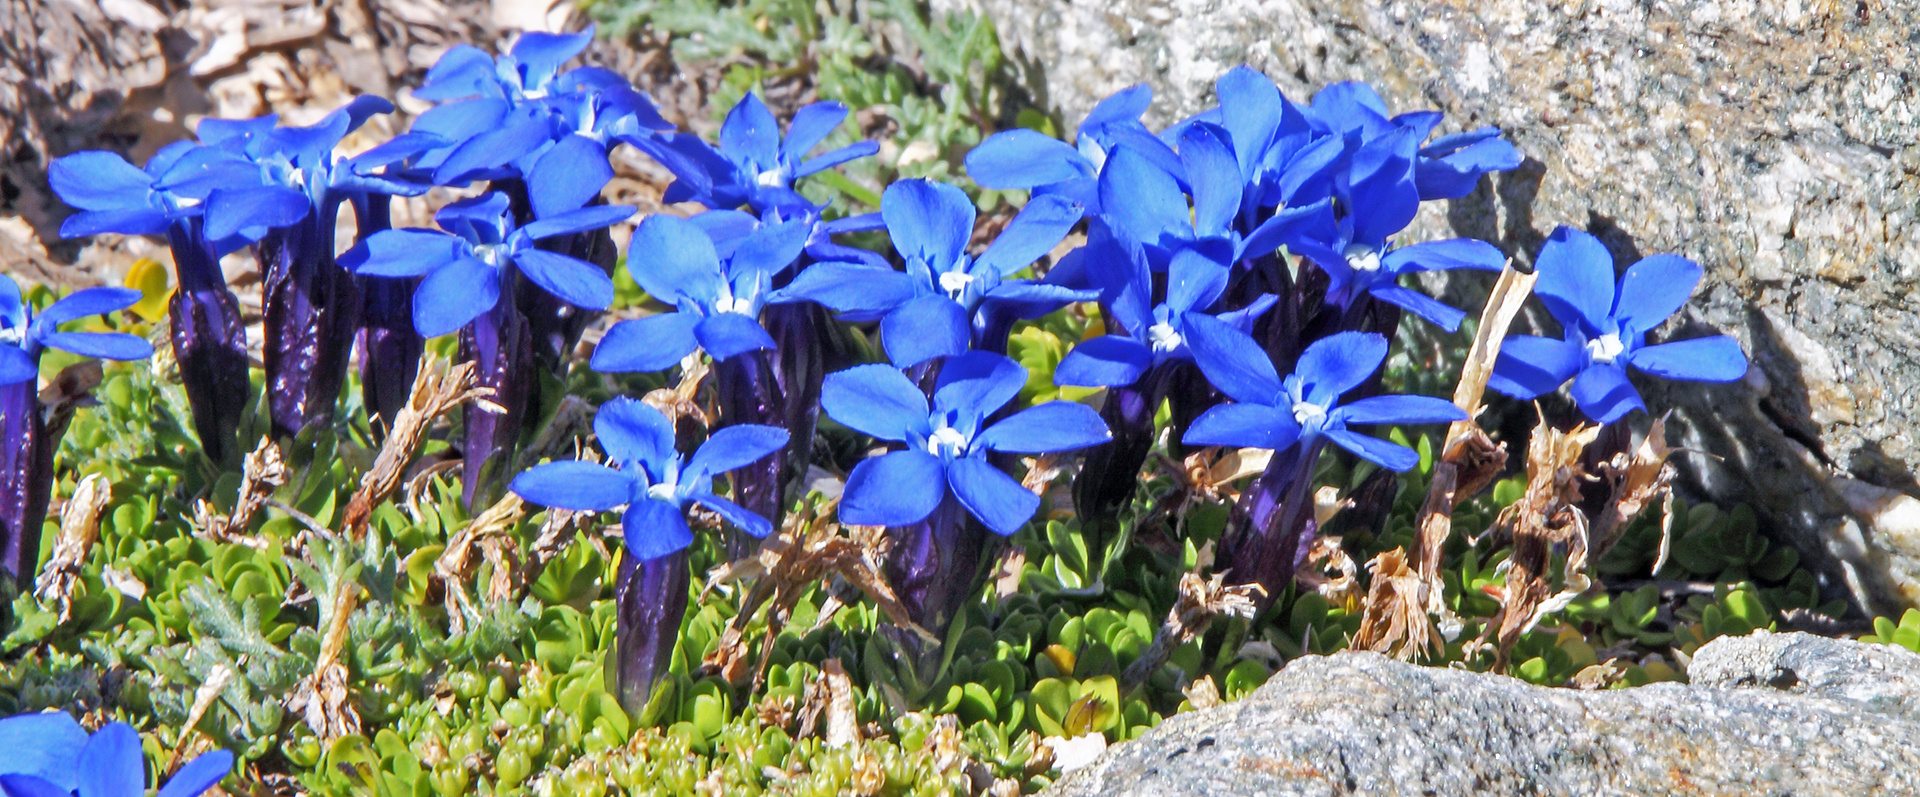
938 0 1920 615
1043 631 1920 797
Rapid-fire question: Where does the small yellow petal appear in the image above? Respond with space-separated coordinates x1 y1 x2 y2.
125 258 173 322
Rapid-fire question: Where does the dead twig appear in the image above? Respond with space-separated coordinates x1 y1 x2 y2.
343 356 497 539
34 473 110 620
1121 571 1263 688
192 437 287 549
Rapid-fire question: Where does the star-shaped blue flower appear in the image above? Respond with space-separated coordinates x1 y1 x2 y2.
771 179 1089 367
822 352 1111 535
0 276 152 385
510 397 788 560
589 212 812 372
1486 226 1748 423
341 192 633 337
1181 322 1465 471
628 93 880 213
1302 80 1522 201
965 84 1183 214
0 714 232 797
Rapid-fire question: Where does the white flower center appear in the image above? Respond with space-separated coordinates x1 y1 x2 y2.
0 326 24 347
925 426 970 458
1292 400 1326 427
1586 333 1625 364
756 167 787 188
1343 243 1381 273
938 270 975 299
1147 322 1183 354
475 244 509 269
716 294 755 316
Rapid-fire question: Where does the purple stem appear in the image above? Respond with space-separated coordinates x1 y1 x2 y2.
259 195 359 439
612 548 690 715
166 219 253 467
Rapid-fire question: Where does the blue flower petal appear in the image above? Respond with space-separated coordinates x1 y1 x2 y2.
0 347 36 386
1533 226 1616 337
693 493 774 538
1183 402 1300 450
432 109 551 185
976 401 1111 454
1182 313 1284 405
626 214 725 307
687 424 789 479
624 499 695 561
513 249 614 311
974 196 1082 279
1369 284 1469 332
1379 238 1506 275
1054 335 1152 388
411 256 498 338
48 152 153 211
1179 123 1243 238
77 722 143 797
1097 147 1188 247
931 350 1027 423
510 27 595 88
414 45 499 101
155 749 235 797
965 129 1092 189
0 710 87 789
37 332 152 362
511 461 635 512
0 774 72 797
1332 394 1466 427
793 141 879 178
517 205 636 242
1081 84 1153 131
343 229 463 277
767 262 915 313
59 208 172 238
841 450 947 527
1243 197 1334 262
1166 248 1229 316
821 364 930 442
880 295 969 368
1570 363 1645 423
590 313 701 373
1323 428 1420 471
409 97 511 145
720 93 782 168
1486 335 1585 399
1345 126 1420 247
527 134 615 219
947 456 1039 536
1613 254 1703 337
1215 66 1283 174
594 397 678 470
728 220 812 283
1296 331 1387 407
694 313 777 361
881 179 973 271
204 186 310 242
1627 336 1748 383
782 101 850 161
38 287 140 326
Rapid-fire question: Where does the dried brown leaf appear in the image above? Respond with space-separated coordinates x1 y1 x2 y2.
35 473 110 620
1352 547 1441 660
344 356 494 538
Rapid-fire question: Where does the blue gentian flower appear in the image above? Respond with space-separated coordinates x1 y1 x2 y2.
510 397 789 559
1181 321 1465 471
1157 67 1351 229
1486 226 1748 423
590 212 812 372
49 143 203 240
0 714 232 797
822 352 1111 535
965 84 1183 213
1302 80 1522 201
628 93 880 213
772 179 1089 367
1053 220 1273 388
1274 126 1506 331
342 191 633 337
413 28 597 103
0 276 152 384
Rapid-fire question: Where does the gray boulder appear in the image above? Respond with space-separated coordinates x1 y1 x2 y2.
937 0 1920 616
1043 631 1920 797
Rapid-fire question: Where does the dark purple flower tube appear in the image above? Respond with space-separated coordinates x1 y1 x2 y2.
884 493 987 639
0 380 51 581
459 286 534 509
166 219 254 467
611 548 690 716
1072 363 1173 548
1215 438 1325 608
524 221 618 373
259 196 360 439
351 193 422 435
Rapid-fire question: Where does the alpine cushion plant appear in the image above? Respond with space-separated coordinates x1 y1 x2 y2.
1486 226 1749 423
773 179 1089 367
0 714 232 797
0 276 151 581
822 351 1111 632
1182 320 1466 601
509 397 787 712
626 92 880 213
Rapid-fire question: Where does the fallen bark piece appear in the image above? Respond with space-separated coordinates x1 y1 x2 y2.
1044 631 1920 797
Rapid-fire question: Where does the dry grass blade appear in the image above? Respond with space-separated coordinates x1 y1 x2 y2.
343 356 496 538
1484 415 1599 669
164 664 234 773
1122 571 1263 688
35 472 110 620
193 437 288 550
1590 415 1679 561
287 578 362 742
1352 547 1441 660
821 658 860 749
435 493 527 633
1297 532 1360 610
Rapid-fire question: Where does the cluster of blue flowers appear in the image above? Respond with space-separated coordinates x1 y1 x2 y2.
19 25 1754 763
